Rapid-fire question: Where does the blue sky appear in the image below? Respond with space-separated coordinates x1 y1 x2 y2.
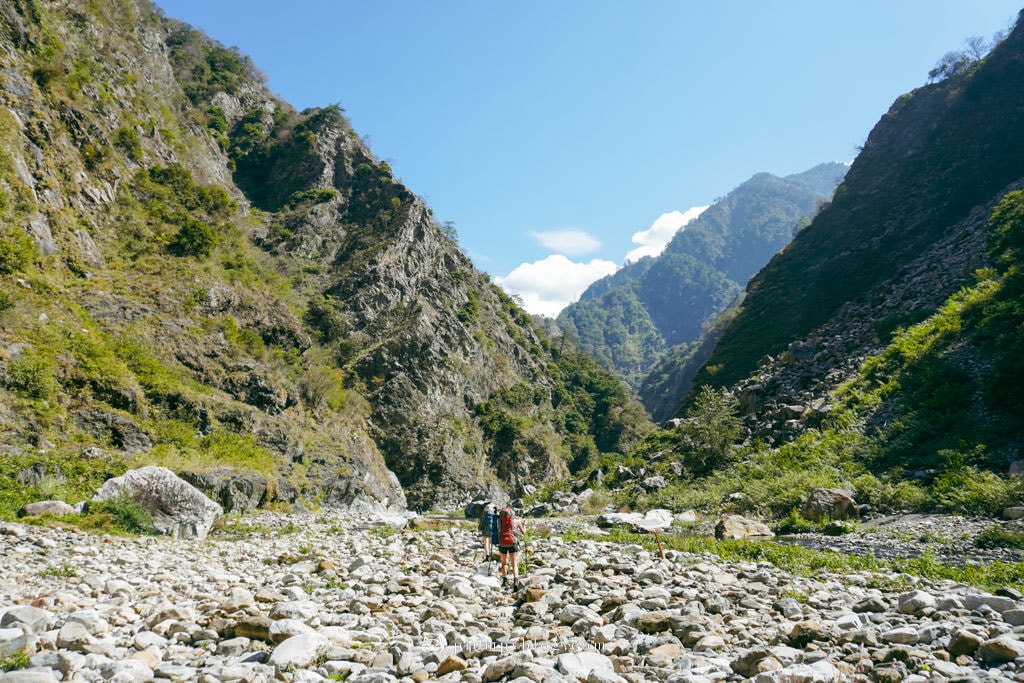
156 1 1021 316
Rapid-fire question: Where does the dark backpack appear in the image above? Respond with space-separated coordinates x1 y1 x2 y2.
498 506 517 546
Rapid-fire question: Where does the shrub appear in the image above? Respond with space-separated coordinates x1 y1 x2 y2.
82 495 157 535
115 126 143 162
0 228 36 274
931 456 1015 516
286 188 337 207
0 651 30 671
5 354 58 400
168 218 219 257
580 489 612 515
300 366 347 413
205 106 228 133
975 526 1024 550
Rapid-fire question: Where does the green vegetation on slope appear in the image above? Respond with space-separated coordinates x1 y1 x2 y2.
694 21 1024 392
558 165 845 407
591 190 1024 522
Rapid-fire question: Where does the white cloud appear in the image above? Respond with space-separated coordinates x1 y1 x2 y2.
529 229 601 256
625 205 709 263
495 254 618 318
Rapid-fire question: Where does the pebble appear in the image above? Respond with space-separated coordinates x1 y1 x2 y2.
1 512 1023 682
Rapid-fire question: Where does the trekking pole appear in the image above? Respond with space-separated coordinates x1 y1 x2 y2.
654 530 666 560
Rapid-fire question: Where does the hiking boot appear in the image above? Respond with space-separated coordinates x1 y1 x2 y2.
513 578 520 590
501 576 508 587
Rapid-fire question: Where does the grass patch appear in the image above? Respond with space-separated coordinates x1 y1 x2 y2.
589 528 1024 593
975 526 1024 550
80 495 157 535
0 652 30 672
40 562 78 578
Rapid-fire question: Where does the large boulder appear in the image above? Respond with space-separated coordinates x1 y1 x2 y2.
715 514 774 540
800 488 859 523
179 469 268 513
93 466 223 540
17 500 76 518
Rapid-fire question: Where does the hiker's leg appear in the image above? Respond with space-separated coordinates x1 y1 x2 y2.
511 551 519 578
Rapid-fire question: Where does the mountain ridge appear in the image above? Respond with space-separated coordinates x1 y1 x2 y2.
0 0 648 514
557 162 846 416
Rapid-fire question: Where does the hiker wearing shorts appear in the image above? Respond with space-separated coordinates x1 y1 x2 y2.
496 505 525 588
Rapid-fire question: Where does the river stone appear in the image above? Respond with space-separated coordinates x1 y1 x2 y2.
976 635 1024 663
437 654 468 675
963 593 1017 613
800 488 859 522
92 466 223 540
55 622 91 652
556 651 616 679
0 671 60 683
16 501 75 518
267 632 329 670
0 628 32 659
897 589 936 614
947 627 984 657
1 606 53 635
715 514 774 540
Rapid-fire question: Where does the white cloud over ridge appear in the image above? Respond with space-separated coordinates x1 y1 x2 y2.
625 205 709 263
529 229 601 256
495 254 618 318
498 206 709 318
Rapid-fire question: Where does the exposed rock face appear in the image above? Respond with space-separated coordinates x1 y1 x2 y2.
179 469 269 513
0 0 630 512
92 466 223 540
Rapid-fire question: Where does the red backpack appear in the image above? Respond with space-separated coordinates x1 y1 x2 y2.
498 506 517 546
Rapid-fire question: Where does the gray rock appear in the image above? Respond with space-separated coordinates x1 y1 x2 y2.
1002 506 1024 520
963 593 1017 614
0 606 53 635
267 632 330 670
0 671 60 683
947 627 985 657
92 466 223 540
800 488 859 522
976 635 1024 664
715 514 774 540
556 652 616 680
180 469 269 513
26 215 57 256
897 589 936 614
16 501 75 518
0 627 33 659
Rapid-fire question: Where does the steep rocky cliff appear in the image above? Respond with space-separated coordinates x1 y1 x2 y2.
0 0 645 513
685 12 1024 469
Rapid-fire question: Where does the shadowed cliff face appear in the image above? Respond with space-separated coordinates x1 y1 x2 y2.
0 0 644 513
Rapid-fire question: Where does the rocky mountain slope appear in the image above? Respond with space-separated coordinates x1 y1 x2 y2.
557 163 846 420
681 12 1024 472
0 0 647 513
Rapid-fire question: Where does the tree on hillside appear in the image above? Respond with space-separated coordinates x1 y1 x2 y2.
674 385 742 473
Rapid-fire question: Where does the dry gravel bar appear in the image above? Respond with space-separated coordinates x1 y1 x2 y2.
1 511 1023 682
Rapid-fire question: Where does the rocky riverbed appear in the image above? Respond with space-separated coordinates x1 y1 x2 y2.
1 511 1024 683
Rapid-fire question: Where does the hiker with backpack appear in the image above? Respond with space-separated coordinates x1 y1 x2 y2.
496 505 525 589
478 502 498 559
